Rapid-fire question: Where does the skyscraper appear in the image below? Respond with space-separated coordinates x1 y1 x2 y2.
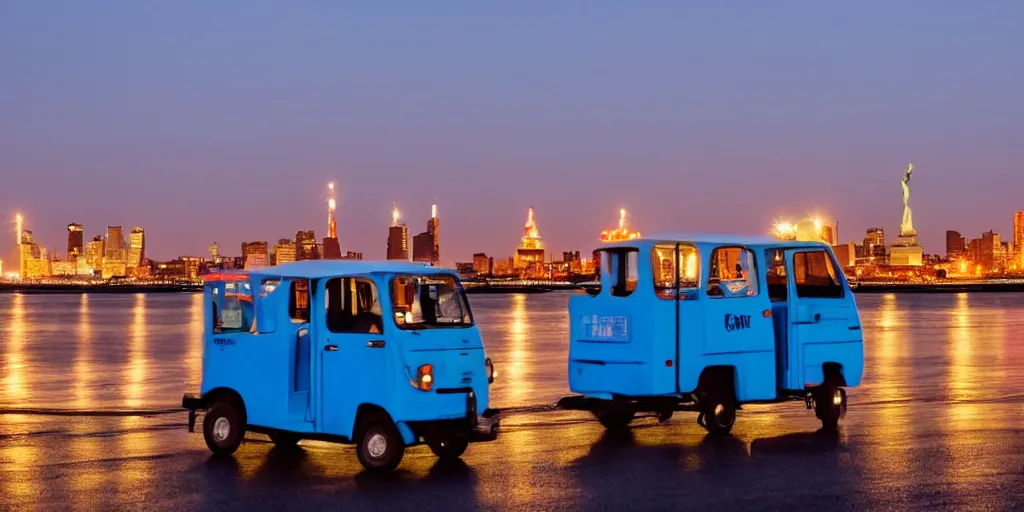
1014 211 1024 266
296 230 319 260
67 223 84 260
428 202 439 264
128 227 145 268
946 230 966 259
273 238 297 265
241 241 269 269
322 182 342 259
387 203 409 260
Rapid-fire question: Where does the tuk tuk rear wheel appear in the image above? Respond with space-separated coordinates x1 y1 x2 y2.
702 395 736 436
268 431 301 449
428 436 469 460
203 401 244 456
594 409 635 430
815 386 845 431
355 412 405 472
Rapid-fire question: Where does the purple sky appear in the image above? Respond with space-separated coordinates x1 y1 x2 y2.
2 2 1023 264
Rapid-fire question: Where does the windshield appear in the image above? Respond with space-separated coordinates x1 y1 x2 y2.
390 274 473 329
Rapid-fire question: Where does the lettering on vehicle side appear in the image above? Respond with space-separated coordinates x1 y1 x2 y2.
461 371 473 384
724 314 752 332
213 337 236 350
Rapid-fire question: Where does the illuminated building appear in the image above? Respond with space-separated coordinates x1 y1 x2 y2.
52 260 76 276
241 241 269 269
429 202 439 264
473 253 491 275
273 238 297 265
1015 211 1024 267
209 242 220 264
514 207 545 271
412 204 440 265
820 224 836 246
322 183 342 259
600 209 641 242
101 226 128 278
342 251 363 260
295 230 319 260
387 203 409 260
128 226 145 268
85 235 104 271
946 230 966 260
67 223 84 260
862 227 887 263
19 229 47 278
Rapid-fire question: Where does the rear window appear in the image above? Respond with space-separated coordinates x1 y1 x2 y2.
608 248 639 297
390 274 473 329
651 244 700 299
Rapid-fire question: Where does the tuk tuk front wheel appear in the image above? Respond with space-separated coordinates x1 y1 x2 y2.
355 412 405 472
428 436 469 460
203 401 244 456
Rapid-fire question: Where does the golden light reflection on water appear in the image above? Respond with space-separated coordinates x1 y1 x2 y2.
3 294 27 400
72 294 93 408
124 294 148 408
505 294 529 405
862 293 912 490
1 420 42 512
187 293 203 390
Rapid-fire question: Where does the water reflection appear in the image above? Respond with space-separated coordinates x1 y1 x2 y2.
124 294 148 408
505 294 529 406
72 294 93 408
3 294 27 400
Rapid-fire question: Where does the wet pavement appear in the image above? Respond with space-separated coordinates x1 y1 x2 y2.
3 292 1024 511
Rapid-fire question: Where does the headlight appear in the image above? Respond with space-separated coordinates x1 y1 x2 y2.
410 363 433 391
485 357 496 384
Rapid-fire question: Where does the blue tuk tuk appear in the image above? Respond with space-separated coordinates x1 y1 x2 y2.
182 260 499 472
557 234 863 434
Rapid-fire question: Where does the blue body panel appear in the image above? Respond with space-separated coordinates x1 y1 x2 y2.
198 261 492 444
568 235 864 403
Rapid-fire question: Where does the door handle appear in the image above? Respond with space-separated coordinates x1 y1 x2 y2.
367 340 386 349
324 344 338 352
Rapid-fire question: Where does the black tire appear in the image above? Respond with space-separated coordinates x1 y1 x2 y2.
355 412 405 472
268 430 301 449
594 408 635 430
702 394 736 436
815 386 844 431
428 436 469 460
203 401 245 456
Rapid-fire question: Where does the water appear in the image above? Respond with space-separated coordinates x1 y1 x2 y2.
2 292 1024 510
2 292 1024 412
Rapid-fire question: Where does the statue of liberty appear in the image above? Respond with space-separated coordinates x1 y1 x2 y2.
900 163 915 236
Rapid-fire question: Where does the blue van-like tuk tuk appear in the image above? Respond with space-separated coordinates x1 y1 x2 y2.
182 260 499 472
558 234 863 434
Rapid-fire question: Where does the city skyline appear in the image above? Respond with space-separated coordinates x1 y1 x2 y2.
3 3 1024 261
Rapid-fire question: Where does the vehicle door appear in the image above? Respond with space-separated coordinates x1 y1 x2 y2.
316 276 391 439
701 245 774 356
783 248 861 390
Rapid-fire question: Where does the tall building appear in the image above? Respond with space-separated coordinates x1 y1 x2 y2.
128 227 145 268
67 223 84 260
210 242 220 263
102 226 128 278
946 230 966 259
242 241 269 269
428 202 439 264
273 238 297 265
515 207 545 270
473 253 491 275
296 230 319 260
387 203 409 260
1014 211 1024 267
322 183 342 259
85 235 104 271
412 232 433 262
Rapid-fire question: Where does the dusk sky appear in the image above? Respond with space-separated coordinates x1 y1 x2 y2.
2 2 1023 264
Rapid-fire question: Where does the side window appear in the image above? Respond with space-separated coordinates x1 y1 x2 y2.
765 249 788 302
794 251 844 298
651 244 700 299
325 277 384 334
289 279 310 322
218 281 253 332
610 248 639 297
706 247 758 298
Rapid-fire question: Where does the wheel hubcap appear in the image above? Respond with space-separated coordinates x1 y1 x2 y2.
367 432 387 458
713 404 734 427
212 417 231 443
